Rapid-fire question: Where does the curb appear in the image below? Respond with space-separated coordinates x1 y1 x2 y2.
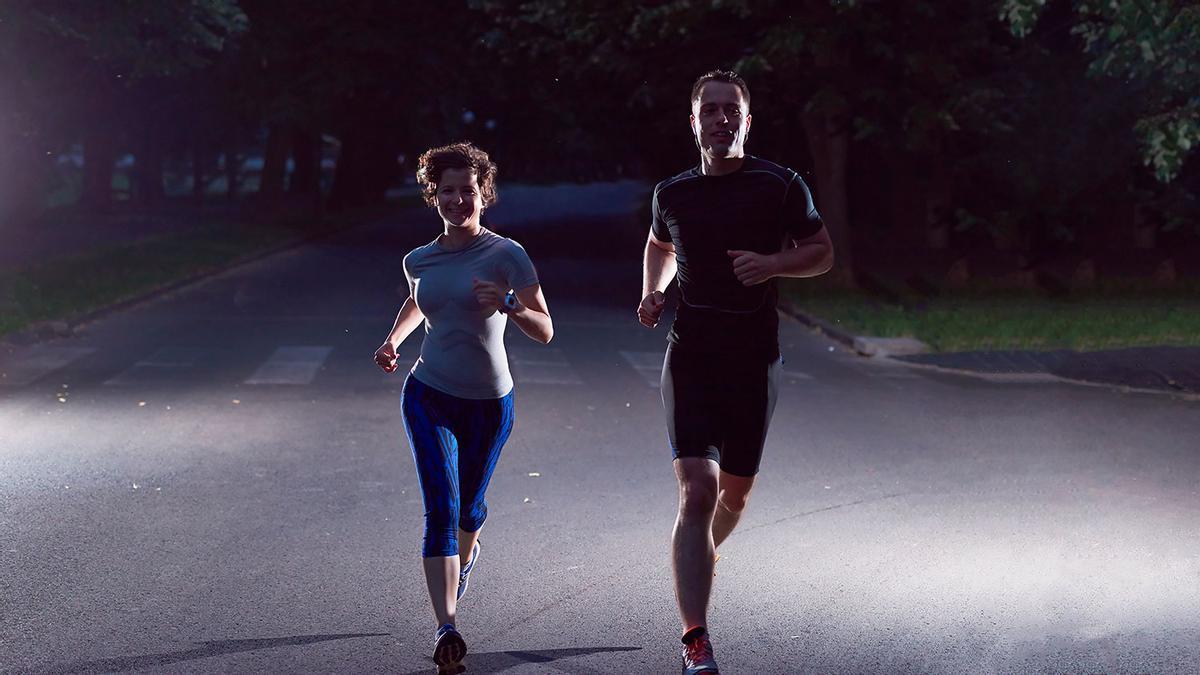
777 301 1198 400
776 301 860 352
1 213 384 347
890 357 1200 401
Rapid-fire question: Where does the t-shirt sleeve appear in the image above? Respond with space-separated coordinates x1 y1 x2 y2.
503 241 540 290
650 187 672 243
402 251 416 296
783 174 824 240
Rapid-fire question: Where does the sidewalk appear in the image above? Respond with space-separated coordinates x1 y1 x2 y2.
896 347 1200 394
781 303 1200 396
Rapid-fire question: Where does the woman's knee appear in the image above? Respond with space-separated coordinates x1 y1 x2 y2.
459 501 488 533
422 523 459 558
422 502 459 557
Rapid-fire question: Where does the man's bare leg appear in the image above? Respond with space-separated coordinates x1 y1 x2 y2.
712 471 756 548
672 457 720 630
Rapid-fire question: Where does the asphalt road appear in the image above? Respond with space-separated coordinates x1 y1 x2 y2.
2 211 1199 674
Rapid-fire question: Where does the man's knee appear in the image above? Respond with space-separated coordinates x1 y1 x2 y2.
718 472 756 513
718 488 752 514
679 477 718 516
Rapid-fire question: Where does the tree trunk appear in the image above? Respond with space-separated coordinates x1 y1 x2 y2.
258 123 290 201
0 132 46 227
224 139 240 202
136 122 166 208
289 128 321 197
802 106 853 281
328 124 396 211
925 163 952 250
191 138 206 205
888 152 926 248
82 128 116 211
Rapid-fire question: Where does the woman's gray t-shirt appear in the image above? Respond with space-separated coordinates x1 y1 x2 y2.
403 228 539 399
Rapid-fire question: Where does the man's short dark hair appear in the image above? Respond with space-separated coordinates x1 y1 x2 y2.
691 70 750 108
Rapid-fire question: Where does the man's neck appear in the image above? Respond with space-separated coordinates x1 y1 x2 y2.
699 153 745 176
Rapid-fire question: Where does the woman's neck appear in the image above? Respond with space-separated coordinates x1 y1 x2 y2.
439 222 483 250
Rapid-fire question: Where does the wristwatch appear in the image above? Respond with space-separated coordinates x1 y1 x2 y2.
500 291 520 314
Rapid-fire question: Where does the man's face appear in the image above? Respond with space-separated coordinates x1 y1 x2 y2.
690 81 751 159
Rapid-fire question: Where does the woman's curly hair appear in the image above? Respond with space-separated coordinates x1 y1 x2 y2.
415 141 499 208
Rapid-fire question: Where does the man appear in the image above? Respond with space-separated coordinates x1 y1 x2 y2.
639 70 834 675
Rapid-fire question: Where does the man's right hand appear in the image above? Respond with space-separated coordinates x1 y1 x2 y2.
637 290 666 328
374 342 399 373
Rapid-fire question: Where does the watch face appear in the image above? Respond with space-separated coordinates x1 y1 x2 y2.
503 294 518 311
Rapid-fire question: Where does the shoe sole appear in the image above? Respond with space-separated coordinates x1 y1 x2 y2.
434 631 467 668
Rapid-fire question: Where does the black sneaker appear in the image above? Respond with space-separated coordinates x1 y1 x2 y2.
433 623 467 672
681 630 719 674
457 540 481 600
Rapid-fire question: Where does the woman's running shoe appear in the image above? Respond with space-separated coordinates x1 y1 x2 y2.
433 623 467 672
457 540 481 600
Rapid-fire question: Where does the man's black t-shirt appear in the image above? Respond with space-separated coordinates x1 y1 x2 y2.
651 155 823 362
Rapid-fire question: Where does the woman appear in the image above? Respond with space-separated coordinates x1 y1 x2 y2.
374 142 553 673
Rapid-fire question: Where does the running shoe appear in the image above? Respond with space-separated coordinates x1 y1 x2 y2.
433 623 467 671
457 540 481 600
681 630 719 674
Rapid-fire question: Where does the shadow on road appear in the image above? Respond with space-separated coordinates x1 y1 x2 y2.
399 645 643 674
35 633 389 674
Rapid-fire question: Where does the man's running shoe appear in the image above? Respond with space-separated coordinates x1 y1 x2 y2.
681 629 719 674
457 540 481 600
433 623 467 672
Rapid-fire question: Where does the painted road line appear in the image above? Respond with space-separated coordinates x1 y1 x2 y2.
619 350 665 389
509 348 583 385
245 346 333 385
104 347 208 386
0 345 96 387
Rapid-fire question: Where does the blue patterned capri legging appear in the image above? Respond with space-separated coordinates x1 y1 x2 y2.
401 373 515 558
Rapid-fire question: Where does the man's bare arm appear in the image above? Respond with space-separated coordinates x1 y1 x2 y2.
639 232 677 328
643 232 678 296
728 226 834 286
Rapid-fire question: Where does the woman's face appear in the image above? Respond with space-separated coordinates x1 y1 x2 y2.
435 168 484 229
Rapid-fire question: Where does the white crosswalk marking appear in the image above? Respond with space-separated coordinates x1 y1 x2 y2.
245 346 333 385
0 345 95 386
508 348 583 385
619 350 665 389
104 347 209 385
875 369 920 379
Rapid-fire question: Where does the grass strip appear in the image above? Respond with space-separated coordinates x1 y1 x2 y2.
780 279 1200 352
0 218 326 338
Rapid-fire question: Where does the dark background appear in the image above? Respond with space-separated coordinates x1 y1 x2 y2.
1 0 1197 284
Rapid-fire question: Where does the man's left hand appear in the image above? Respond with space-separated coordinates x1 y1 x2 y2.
727 250 778 286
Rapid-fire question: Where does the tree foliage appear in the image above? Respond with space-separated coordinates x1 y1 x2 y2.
1002 0 1200 181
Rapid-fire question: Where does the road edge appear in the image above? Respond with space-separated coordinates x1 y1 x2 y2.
1 212 390 347
776 300 1198 401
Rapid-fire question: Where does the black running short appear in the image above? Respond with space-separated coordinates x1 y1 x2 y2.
660 344 783 477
